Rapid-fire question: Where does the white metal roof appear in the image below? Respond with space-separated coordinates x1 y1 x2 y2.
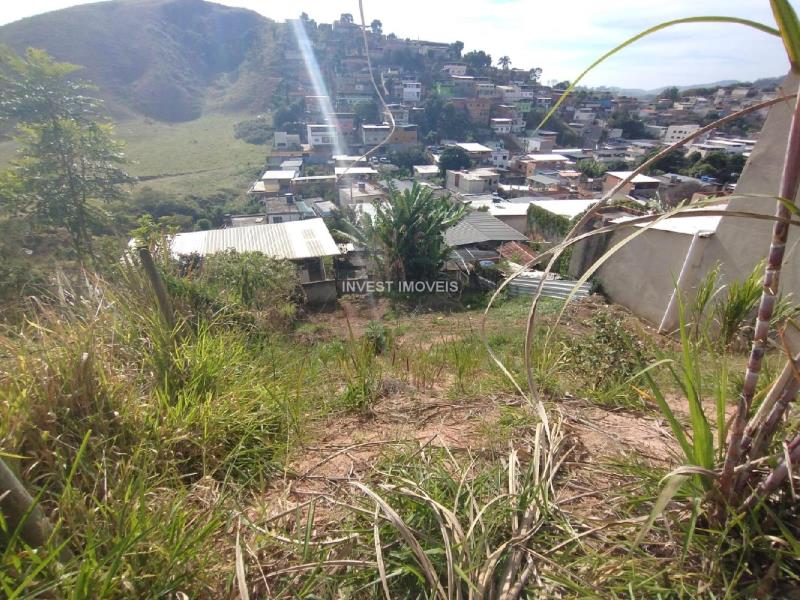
261 170 297 180
169 218 340 259
413 165 439 174
606 171 661 184
456 142 492 153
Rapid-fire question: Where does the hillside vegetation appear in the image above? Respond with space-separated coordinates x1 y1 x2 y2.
0 0 281 122
118 113 267 194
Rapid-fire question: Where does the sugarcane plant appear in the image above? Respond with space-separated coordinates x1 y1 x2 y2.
482 0 800 518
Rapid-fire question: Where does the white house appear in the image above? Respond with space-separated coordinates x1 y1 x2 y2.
490 118 512 135
307 124 338 148
664 124 701 145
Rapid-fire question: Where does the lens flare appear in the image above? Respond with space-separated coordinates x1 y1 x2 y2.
290 19 347 157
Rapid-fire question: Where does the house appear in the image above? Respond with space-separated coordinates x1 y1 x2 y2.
252 170 299 195
413 164 440 179
274 131 301 150
664 124 701 145
529 174 563 193
401 81 422 103
453 142 493 165
450 97 492 125
307 124 339 148
518 154 570 178
335 166 379 180
490 147 510 168
570 208 724 326
462 198 531 234
384 104 410 126
280 159 303 173
291 175 337 198
445 210 527 249
169 218 341 304
338 180 386 205
361 124 418 148
603 171 660 197
490 118 513 135
442 62 468 76
446 168 500 195
226 195 317 226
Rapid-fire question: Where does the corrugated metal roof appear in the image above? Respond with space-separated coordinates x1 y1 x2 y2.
170 218 341 260
445 211 527 247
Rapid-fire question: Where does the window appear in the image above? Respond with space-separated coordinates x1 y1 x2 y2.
272 216 283 223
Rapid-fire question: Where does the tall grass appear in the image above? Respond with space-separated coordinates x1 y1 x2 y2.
0 263 327 597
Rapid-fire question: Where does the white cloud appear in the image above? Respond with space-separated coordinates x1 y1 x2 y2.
1 0 793 88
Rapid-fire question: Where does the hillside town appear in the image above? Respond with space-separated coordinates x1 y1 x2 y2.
186 12 781 320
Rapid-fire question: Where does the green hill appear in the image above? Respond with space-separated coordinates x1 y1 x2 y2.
0 0 282 122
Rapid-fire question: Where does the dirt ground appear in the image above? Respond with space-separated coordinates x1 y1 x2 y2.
259 296 693 533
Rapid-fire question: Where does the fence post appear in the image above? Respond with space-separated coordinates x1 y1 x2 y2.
137 246 176 331
0 458 54 550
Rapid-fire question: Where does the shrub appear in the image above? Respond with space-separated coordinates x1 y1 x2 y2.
569 312 650 407
233 118 273 145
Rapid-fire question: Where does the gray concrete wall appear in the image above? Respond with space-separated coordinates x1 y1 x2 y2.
496 214 528 235
593 226 701 324
302 280 338 305
699 74 800 296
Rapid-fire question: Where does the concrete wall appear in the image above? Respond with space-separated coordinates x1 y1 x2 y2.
698 73 800 297
495 214 528 235
593 226 702 324
302 280 338 305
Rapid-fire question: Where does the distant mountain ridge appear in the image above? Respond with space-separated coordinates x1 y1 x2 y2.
0 0 282 121
594 76 784 98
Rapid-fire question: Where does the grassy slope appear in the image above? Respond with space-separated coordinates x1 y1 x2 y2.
0 113 268 197
117 112 267 196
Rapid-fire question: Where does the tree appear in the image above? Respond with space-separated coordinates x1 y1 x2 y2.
273 99 304 128
607 110 651 139
529 68 542 83
0 47 133 258
576 159 606 179
389 146 430 171
605 159 631 171
438 146 471 176
370 19 382 35
437 103 472 140
354 99 380 125
687 151 747 183
339 13 354 24
450 41 464 58
643 148 689 174
658 86 680 102
336 183 464 281
463 50 492 70
497 56 512 70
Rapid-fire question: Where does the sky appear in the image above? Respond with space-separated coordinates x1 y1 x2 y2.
0 0 795 89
